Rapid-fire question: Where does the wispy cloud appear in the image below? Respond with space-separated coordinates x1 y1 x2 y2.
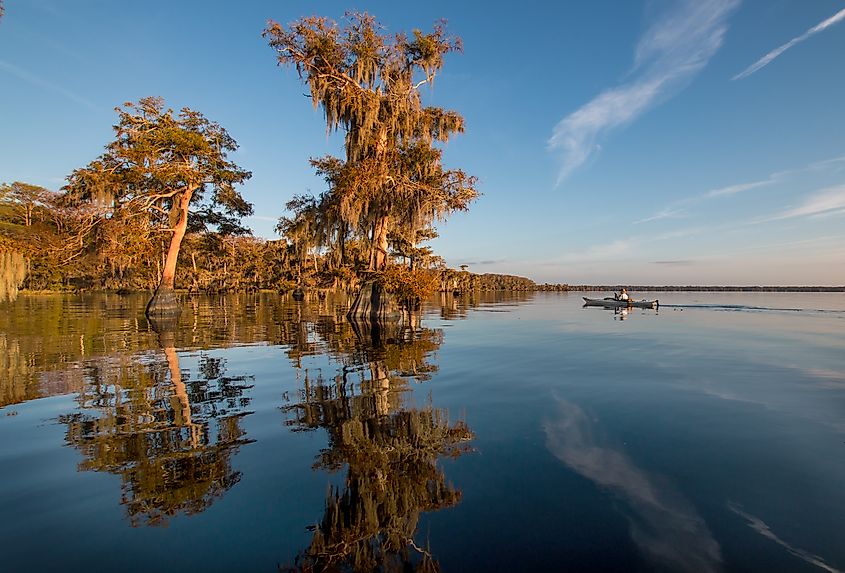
634 207 687 224
763 184 845 222
705 178 775 198
636 173 781 224
549 0 739 183
635 153 845 224
553 240 632 264
733 7 845 80
809 154 845 170
0 59 99 111
548 227 705 265
703 154 845 199
704 233 845 256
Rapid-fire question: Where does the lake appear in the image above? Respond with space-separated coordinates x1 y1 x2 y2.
1 291 844 573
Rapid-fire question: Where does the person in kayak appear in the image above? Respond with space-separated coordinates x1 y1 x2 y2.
616 288 630 301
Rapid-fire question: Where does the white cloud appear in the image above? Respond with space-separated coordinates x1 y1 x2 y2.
765 184 845 221
634 207 687 224
809 154 845 170
733 7 845 80
635 153 845 224
549 0 739 183
548 78 666 182
704 178 774 198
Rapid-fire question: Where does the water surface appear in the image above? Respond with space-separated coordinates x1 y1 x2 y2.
1 291 844 572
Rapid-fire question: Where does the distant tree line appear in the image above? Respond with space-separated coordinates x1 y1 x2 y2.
442 270 536 293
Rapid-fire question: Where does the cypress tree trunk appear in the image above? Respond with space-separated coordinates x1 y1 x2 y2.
146 190 193 317
354 216 397 322
347 280 402 322
369 216 390 271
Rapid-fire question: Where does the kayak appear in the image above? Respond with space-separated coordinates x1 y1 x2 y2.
583 297 658 309
583 297 659 309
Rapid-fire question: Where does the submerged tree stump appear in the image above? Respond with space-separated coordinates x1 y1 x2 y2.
145 286 181 318
347 280 402 323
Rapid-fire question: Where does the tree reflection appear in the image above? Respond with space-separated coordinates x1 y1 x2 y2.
59 319 254 526
282 317 473 572
0 291 347 408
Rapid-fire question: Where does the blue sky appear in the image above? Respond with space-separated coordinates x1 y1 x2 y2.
1 0 844 285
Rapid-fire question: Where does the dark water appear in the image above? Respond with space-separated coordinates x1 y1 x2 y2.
1 291 844 573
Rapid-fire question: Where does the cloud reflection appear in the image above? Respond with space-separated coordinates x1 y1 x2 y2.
729 504 843 573
544 399 723 573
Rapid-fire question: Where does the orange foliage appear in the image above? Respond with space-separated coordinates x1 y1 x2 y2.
378 265 438 302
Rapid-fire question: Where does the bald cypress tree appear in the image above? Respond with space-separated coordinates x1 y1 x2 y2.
264 13 477 287
64 98 252 315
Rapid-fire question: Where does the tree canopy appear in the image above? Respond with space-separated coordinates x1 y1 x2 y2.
63 97 252 312
265 13 478 274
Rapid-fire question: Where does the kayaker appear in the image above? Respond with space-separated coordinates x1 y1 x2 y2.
618 288 630 301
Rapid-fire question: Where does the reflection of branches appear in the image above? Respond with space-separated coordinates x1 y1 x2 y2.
282 317 473 573
60 350 254 526
316 409 473 471
283 409 472 573
1 291 459 409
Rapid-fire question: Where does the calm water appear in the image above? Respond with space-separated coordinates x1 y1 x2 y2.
1 291 844 572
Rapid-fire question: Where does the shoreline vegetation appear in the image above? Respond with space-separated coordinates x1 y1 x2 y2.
7 272 844 298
